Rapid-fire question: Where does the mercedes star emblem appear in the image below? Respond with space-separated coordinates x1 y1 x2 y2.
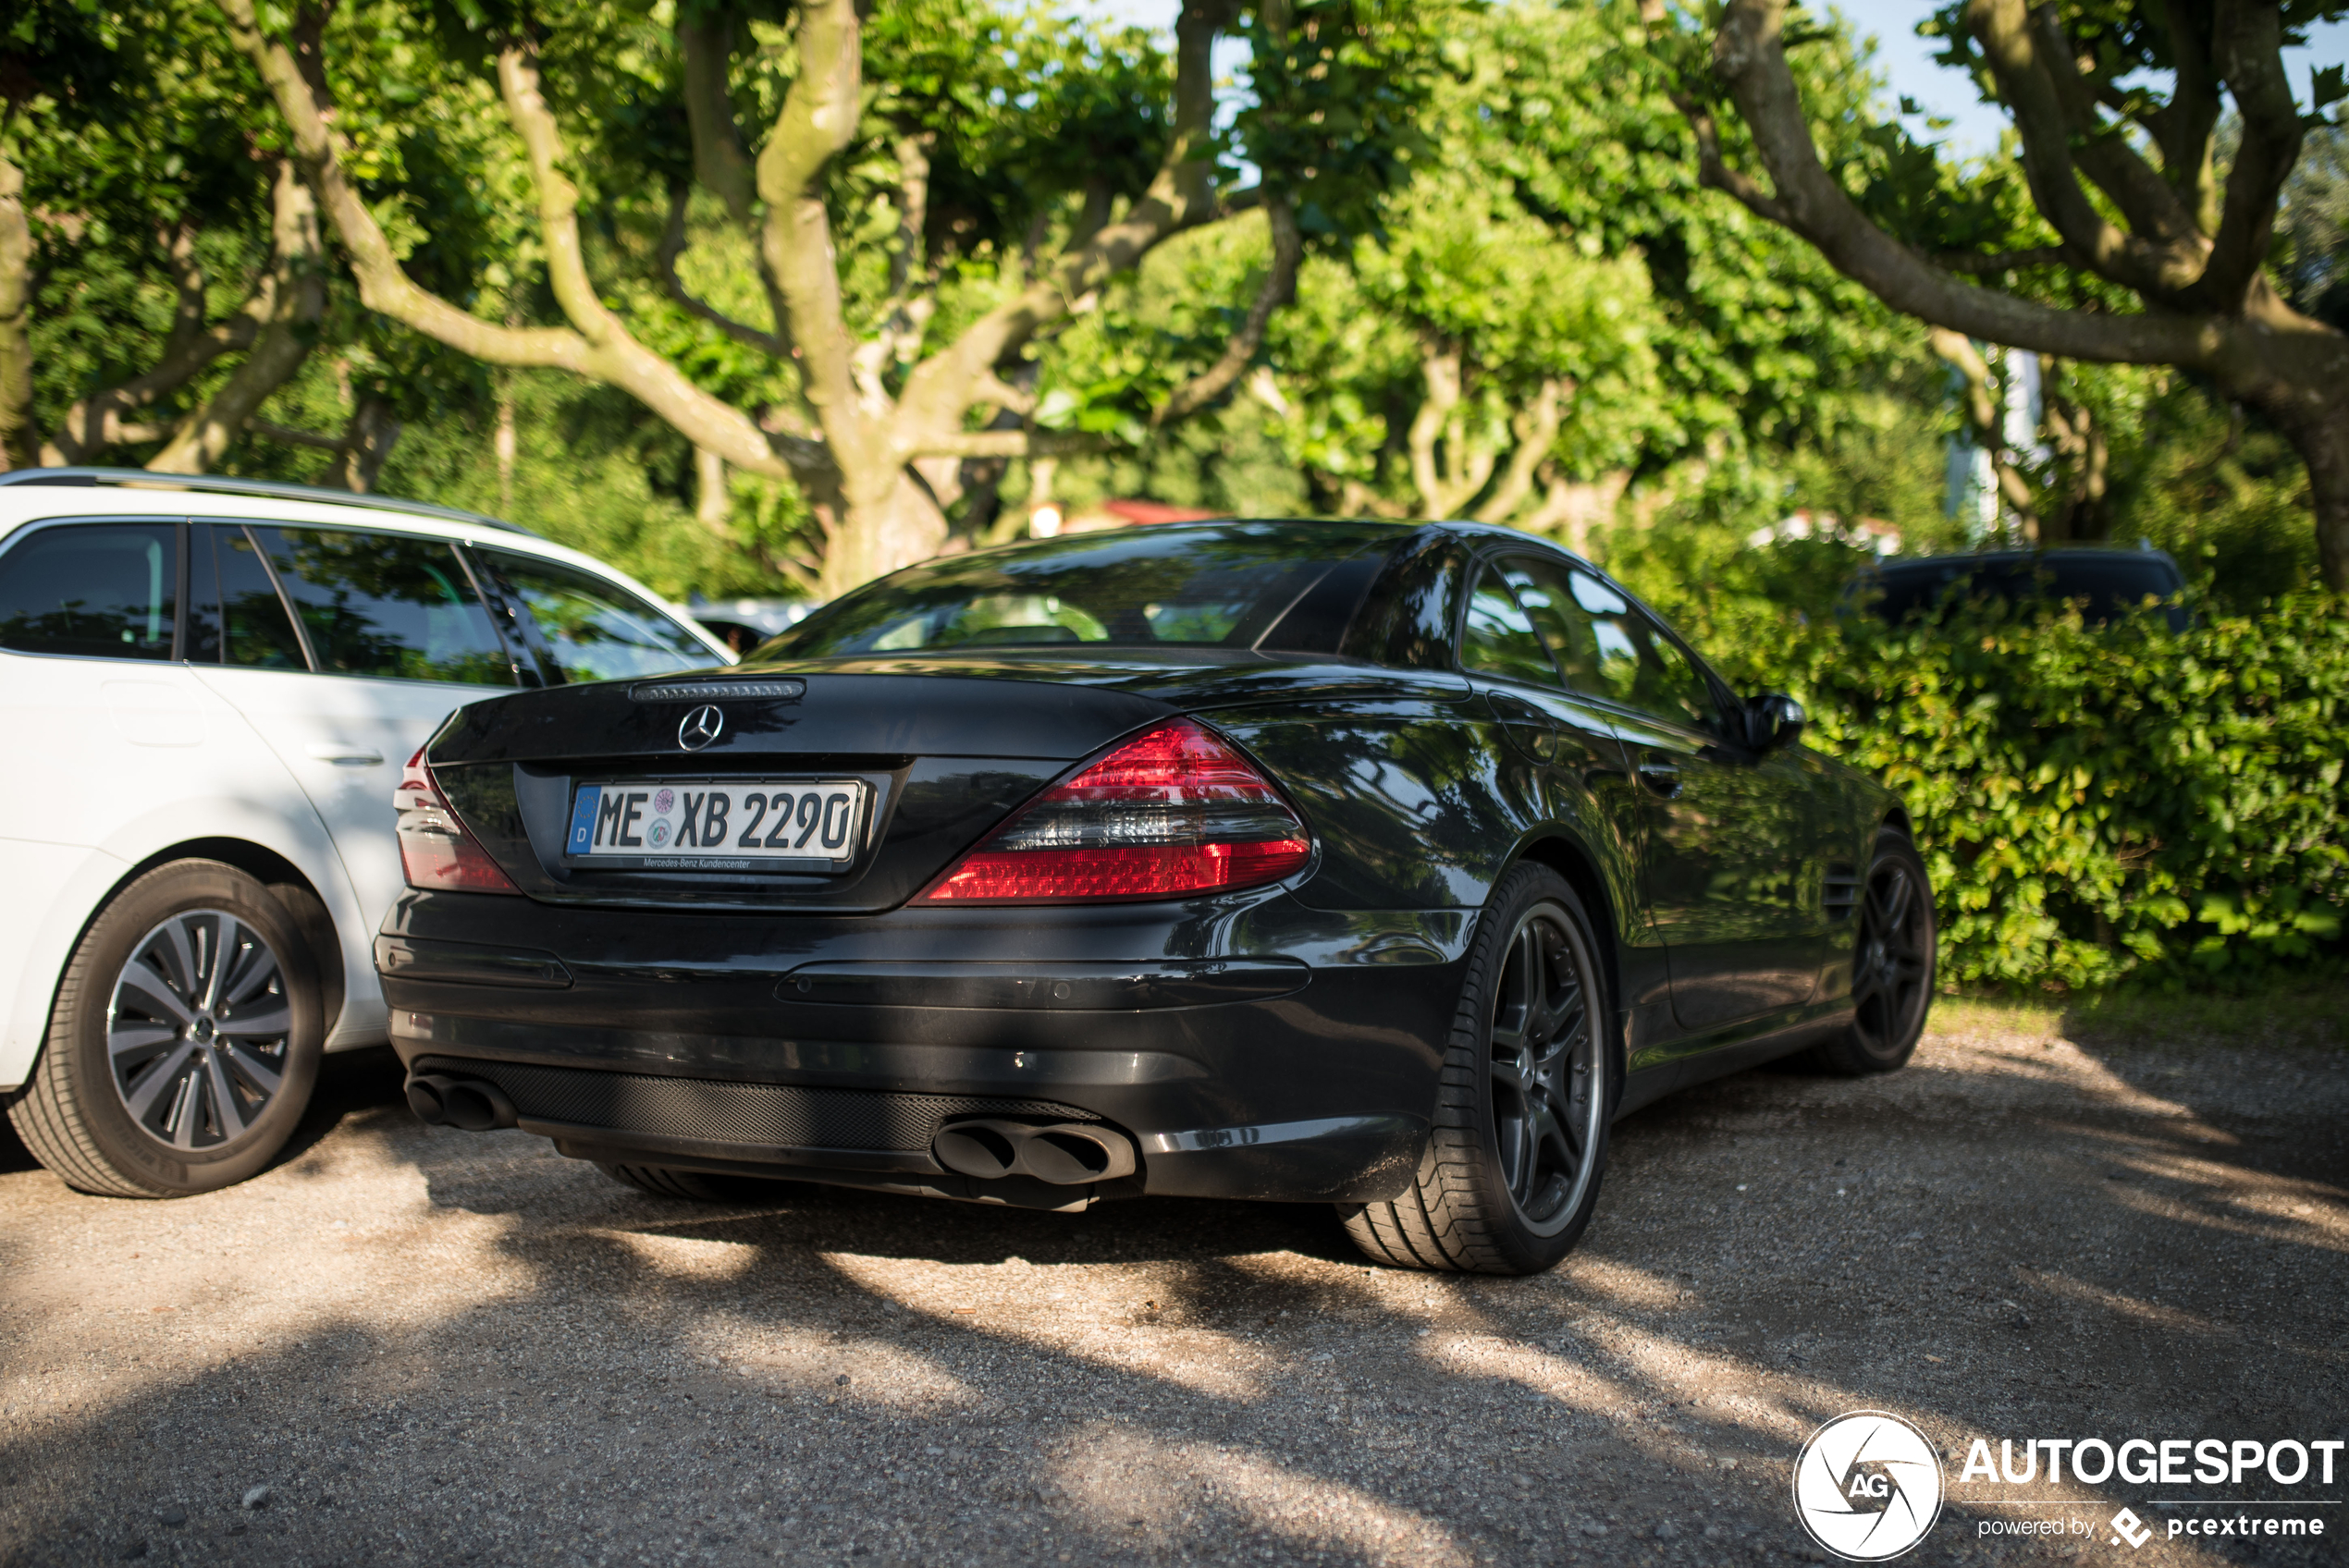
676 704 725 751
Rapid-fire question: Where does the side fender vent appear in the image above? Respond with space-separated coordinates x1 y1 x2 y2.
1822 864 1860 921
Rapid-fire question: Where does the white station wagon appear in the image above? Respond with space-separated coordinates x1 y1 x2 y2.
0 470 732 1196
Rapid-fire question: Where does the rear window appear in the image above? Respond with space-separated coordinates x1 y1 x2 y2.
761 524 1387 658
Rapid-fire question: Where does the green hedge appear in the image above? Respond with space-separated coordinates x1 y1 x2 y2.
1729 594 2349 989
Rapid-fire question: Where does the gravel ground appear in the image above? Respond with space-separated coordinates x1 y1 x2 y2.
0 1011 2343 1568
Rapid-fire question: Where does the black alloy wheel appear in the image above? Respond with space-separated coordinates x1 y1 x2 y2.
1809 828 1936 1075
1487 903 1603 1230
1340 863 1614 1274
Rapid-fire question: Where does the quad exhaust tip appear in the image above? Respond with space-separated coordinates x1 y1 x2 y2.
404 1073 520 1133
932 1119 1138 1185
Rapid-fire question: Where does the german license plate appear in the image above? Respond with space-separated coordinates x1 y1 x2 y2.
564 779 867 871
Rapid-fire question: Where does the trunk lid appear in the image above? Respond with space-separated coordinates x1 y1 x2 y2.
426 655 1462 913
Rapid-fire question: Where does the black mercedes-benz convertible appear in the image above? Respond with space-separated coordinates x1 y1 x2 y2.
379 520 1934 1274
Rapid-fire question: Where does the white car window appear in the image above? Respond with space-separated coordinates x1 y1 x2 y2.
250 525 516 686
473 547 708 683
188 524 308 669
0 521 178 661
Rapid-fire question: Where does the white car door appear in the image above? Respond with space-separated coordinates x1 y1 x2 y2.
0 515 363 1072
187 521 526 1006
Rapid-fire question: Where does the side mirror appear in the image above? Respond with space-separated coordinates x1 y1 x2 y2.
1744 692 1805 752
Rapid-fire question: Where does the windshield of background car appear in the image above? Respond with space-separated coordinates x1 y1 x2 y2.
756 524 1387 657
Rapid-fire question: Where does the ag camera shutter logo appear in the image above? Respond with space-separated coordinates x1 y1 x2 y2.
1792 1411 1946 1561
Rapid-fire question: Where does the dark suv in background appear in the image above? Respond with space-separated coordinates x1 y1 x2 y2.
1843 545 2188 630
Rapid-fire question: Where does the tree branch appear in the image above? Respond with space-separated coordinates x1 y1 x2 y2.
316 396 400 492
2021 3 2204 251
1685 0 2217 365
905 429 1118 460
2148 0 2224 232
678 10 756 225
217 0 800 481
1960 0 2201 296
40 223 273 465
657 183 789 358
893 0 1239 446
1471 378 1569 526
1408 343 1498 518
148 161 327 474
248 418 342 451
222 0 584 369
755 0 886 485
1675 89 1794 227
2196 1 2303 310
41 309 266 465
1929 327 2038 536
1930 246 2072 274
675 12 796 352
1152 196 1302 428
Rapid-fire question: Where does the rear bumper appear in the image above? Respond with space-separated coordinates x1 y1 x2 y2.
378 888 1474 1205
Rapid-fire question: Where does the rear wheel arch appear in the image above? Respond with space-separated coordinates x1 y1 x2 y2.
1513 831 1621 1017
1880 803 1914 839
110 839 345 1034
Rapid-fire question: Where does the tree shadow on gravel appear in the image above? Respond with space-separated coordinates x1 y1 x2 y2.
3 1028 2344 1568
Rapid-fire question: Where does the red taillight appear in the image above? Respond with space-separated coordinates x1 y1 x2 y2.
916 719 1310 904
394 748 521 895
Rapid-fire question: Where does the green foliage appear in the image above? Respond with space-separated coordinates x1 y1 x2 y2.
1609 533 2349 990
2107 381 2323 608
1236 0 1448 240
1225 0 1936 521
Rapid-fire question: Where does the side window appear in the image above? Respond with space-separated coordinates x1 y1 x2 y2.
473 548 708 683
1513 557 1716 730
0 521 178 660
251 526 515 685
188 525 308 669
1457 565 1557 687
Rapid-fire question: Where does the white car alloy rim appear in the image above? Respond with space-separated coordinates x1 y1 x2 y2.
107 909 292 1150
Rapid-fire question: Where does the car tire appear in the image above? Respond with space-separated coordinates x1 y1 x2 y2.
1337 864 1615 1275
1804 828 1937 1076
6 859 325 1198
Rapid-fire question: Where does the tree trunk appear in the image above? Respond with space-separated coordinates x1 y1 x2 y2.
148 161 326 475
0 150 33 472
1521 469 1630 557
695 445 731 534
2276 400 2349 592
816 467 949 599
319 397 400 492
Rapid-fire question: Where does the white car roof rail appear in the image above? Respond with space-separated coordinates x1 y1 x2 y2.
0 466 539 536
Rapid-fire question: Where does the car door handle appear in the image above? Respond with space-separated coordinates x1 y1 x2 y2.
306 743 385 766
1637 753 1682 797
